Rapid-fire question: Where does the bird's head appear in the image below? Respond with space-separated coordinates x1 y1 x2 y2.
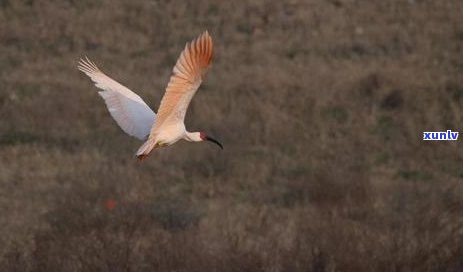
199 132 223 149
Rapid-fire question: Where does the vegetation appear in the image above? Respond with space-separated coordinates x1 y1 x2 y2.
1 0 463 271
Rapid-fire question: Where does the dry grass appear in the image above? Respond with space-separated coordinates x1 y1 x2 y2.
1 0 463 271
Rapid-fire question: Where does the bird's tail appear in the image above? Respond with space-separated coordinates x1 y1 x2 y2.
135 138 157 161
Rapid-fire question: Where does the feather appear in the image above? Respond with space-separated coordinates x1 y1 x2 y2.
77 58 156 140
149 31 213 137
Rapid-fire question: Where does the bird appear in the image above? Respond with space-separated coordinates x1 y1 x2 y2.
77 31 223 160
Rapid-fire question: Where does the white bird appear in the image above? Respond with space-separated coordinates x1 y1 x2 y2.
77 31 222 160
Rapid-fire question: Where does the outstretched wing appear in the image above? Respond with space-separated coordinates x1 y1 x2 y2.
77 57 156 140
149 31 213 136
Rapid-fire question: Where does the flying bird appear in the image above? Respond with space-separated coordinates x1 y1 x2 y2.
77 31 222 160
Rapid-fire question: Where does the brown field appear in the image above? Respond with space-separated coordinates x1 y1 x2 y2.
1 0 463 271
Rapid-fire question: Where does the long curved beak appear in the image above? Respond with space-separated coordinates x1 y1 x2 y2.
205 136 223 149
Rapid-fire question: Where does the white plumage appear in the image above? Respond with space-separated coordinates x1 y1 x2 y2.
77 57 156 140
77 31 222 160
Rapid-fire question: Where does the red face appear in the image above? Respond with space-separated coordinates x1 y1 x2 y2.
199 131 207 140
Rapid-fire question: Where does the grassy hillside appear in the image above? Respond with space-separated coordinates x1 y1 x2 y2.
1 0 463 271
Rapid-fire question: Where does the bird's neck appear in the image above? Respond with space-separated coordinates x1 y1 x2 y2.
184 131 202 142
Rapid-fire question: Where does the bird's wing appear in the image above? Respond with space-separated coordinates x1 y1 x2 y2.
149 31 213 136
77 57 156 140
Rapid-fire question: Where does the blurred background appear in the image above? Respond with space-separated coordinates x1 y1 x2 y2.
1 0 463 271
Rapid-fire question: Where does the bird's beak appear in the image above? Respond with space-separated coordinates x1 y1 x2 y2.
205 136 223 149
